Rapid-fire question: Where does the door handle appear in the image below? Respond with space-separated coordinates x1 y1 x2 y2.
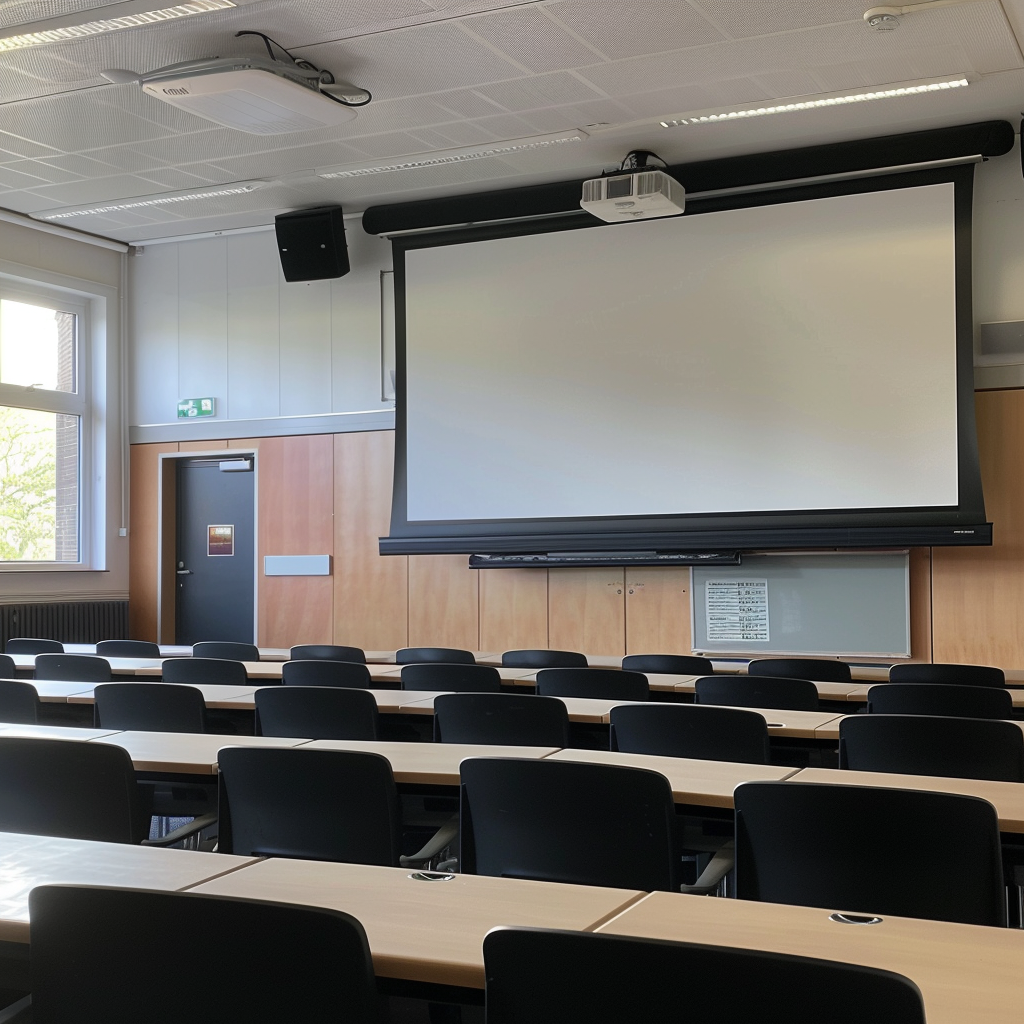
176 569 193 575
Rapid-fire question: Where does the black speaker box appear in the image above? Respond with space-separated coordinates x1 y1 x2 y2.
275 205 350 282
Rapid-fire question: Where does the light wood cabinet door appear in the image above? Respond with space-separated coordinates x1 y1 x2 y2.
408 555 479 650
624 568 691 654
548 568 625 656
479 568 549 653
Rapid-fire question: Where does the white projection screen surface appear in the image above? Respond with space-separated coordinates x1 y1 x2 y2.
395 176 977 548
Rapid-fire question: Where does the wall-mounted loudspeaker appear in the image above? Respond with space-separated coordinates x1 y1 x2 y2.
275 205 350 282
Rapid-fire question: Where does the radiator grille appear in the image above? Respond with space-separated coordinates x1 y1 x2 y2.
0 602 128 647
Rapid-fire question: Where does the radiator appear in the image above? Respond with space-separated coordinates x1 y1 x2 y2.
0 601 128 647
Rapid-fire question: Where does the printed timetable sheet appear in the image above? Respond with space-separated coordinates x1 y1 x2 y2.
705 579 770 642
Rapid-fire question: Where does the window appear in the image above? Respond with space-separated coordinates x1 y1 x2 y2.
0 289 88 563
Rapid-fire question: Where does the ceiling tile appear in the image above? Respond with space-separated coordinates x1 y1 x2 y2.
27 171 174 205
473 70 604 112
462 5 604 72
688 0 868 39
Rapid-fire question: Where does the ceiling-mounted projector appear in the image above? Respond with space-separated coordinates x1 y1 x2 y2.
580 169 685 223
104 54 370 135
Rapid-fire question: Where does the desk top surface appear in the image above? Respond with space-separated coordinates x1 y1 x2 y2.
0 832 255 942
545 749 798 807
89 731 312 774
789 766 1024 833
843 683 1024 707
596 890 1024 1024
190 857 643 989
65 682 258 707
0 722 120 741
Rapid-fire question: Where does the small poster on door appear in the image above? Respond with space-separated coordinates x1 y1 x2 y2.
208 525 234 556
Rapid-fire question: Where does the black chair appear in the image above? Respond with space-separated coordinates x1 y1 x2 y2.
192 641 259 662
401 663 501 692
622 654 715 675
483 927 926 1024
609 703 770 763
281 659 372 688
217 746 401 864
748 657 852 683
5 638 62 655
255 686 379 740
889 662 1005 688
501 649 587 668
459 757 680 891
396 647 476 664
734 781 1006 926
536 667 649 701
161 657 248 686
694 674 819 711
0 680 38 725
289 643 365 663
866 682 1013 719
33 654 111 683
433 693 569 746
839 714 1024 782
95 639 161 658
26 885 379 1024
93 683 209 733
0 654 15 679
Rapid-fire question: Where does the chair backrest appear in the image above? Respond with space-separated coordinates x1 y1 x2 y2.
255 686 379 740
0 654 14 679
483 928 926 1024
0 737 147 844
395 646 476 664
93 683 208 734
734 781 1006 926
433 693 569 746
0 680 38 725
34 654 111 683
5 638 62 654
217 747 401 864
289 644 366 663
281 659 372 688
401 663 501 692
161 657 248 686
501 649 587 668
694 674 818 711
460 757 679 891
621 654 715 676
28 885 379 1024
748 657 852 683
535 667 649 701
839 714 1024 782
609 704 769 763
95 639 161 658
866 682 1012 719
888 662 1005 688
192 641 259 662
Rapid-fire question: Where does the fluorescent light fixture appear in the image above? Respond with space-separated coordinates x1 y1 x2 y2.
0 0 236 52
316 130 588 179
37 180 267 221
660 76 970 128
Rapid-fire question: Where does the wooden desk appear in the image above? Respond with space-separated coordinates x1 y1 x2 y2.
0 832 256 943
10 654 166 676
398 694 642 725
596 891 1024 1024
190 858 643 989
504 671 693 694
544 749 798 808
67 682 258 709
368 665 536 686
301 740 558 786
0 723 120 741
813 716 1024 742
213 688 447 714
843 684 1024 707
86 732 312 774
23 681 95 703
788 767 1024 833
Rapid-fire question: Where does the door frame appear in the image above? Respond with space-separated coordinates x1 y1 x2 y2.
155 448 259 645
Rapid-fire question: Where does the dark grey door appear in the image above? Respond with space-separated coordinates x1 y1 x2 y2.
175 457 255 645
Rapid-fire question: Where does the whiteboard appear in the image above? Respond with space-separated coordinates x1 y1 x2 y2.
691 553 910 657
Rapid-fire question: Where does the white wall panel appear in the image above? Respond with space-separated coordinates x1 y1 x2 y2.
129 244 178 426
280 275 332 416
177 239 228 415
227 233 281 421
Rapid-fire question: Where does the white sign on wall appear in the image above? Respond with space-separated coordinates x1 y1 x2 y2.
706 579 769 642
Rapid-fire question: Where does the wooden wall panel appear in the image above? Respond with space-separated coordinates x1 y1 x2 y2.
241 435 335 647
933 390 1024 667
127 442 177 641
408 555 479 650
334 431 409 650
548 568 625 656
624 568 691 654
908 547 933 663
479 569 548 653
178 440 228 452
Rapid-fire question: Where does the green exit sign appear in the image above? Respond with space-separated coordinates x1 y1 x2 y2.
177 397 216 419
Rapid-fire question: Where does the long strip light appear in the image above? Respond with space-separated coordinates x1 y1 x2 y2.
316 130 588 179
659 76 970 128
0 0 236 52
37 181 266 221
